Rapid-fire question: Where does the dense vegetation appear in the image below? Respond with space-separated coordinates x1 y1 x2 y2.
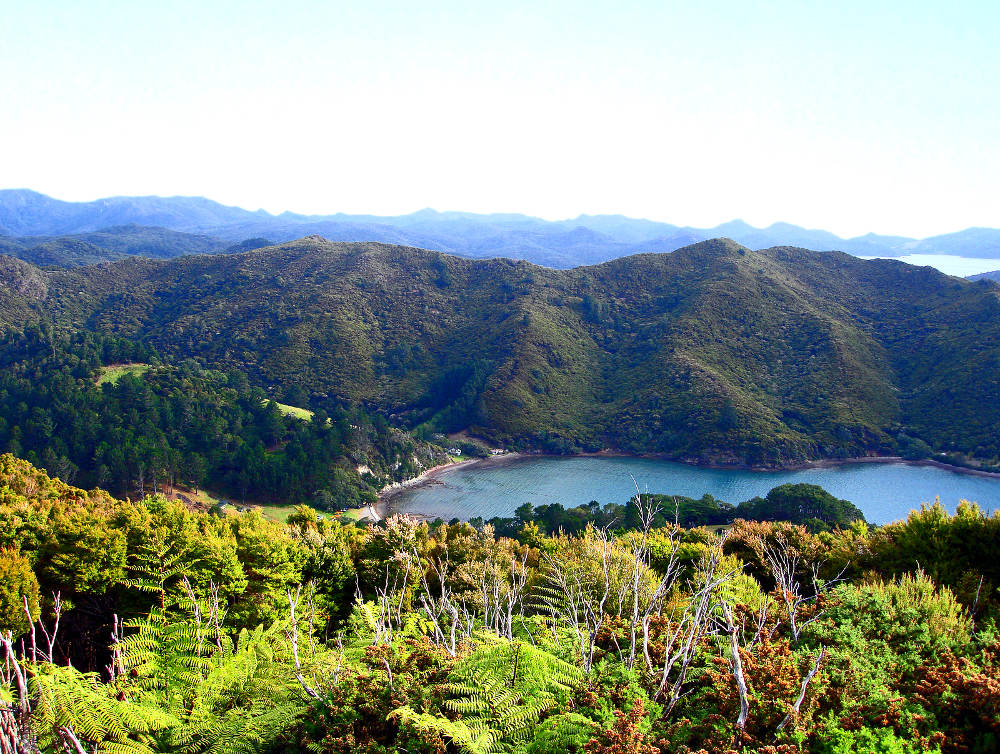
480 484 865 538
0 326 448 509
2 215 998 751
4 238 998 467
0 225 244 267
2 456 999 753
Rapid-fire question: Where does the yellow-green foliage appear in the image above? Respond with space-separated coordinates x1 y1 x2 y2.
862 570 970 644
0 547 39 634
4 453 1000 753
545 527 663 610
0 453 304 628
273 401 314 421
393 640 582 753
27 662 173 754
868 500 1000 606
0 452 118 516
0 453 128 594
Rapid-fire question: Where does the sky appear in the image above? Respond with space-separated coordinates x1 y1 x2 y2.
1 0 998 239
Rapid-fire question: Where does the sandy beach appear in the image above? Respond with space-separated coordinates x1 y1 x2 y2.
376 453 526 518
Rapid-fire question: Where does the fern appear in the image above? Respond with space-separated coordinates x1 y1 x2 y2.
122 535 200 612
27 662 173 754
111 602 309 754
525 712 597 753
392 708 503 753
392 639 582 753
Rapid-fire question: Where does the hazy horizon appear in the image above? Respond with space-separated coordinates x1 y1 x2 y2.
4 187 999 245
2 1 997 239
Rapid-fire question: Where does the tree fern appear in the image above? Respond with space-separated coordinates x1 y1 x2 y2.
122 535 200 612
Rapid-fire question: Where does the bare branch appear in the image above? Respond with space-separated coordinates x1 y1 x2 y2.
286 585 321 699
57 724 90 754
0 633 29 715
719 600 750 747
776 646 825 733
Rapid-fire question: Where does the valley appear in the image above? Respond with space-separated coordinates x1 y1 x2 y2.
2 225 1000 754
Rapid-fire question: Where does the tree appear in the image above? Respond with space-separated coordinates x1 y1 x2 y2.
0 549 39 635
737 484 864 531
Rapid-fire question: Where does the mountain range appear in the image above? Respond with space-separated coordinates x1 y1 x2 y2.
3 236 999 467
2 189 1000 269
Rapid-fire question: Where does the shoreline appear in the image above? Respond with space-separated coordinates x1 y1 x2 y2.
377 454 526 518
480 449 1000 479
377 450 1000 518
679 454 1000 478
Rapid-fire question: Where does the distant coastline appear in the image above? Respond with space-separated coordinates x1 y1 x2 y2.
681 453 1000 479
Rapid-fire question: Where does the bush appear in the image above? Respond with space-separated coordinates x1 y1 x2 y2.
0 548 39 635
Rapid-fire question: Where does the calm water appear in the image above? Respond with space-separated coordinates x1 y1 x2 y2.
389 456 1000 525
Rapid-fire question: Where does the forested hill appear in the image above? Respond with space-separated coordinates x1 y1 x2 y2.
0 224 270 267
4 237 1000 466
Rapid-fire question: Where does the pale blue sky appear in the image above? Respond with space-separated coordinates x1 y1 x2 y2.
2 0 997 237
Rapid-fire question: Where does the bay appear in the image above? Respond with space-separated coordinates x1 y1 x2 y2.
859 254 1000 276
387 455 1000 525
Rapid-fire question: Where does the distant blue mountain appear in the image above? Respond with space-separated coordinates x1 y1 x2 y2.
969 269 1000 282
2 189 999 268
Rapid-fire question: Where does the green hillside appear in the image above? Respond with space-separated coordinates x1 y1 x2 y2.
0 327 449 508
5 238 1000 466
0 255 47 326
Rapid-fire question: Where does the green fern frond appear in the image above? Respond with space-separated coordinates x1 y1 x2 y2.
392 639 583 752
27 662 173 754
392 707 502 754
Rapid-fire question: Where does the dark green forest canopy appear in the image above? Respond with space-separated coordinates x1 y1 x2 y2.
2 237 1000 466
0 327 448 508
479 482 864 537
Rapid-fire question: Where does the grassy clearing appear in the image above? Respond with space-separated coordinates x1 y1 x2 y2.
168 474 371 526
96 363 150 386
255 503 300 523
255 503 372 523
171 486 293 522
173 487 223 508
336 506 373 522
272 401 314 421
